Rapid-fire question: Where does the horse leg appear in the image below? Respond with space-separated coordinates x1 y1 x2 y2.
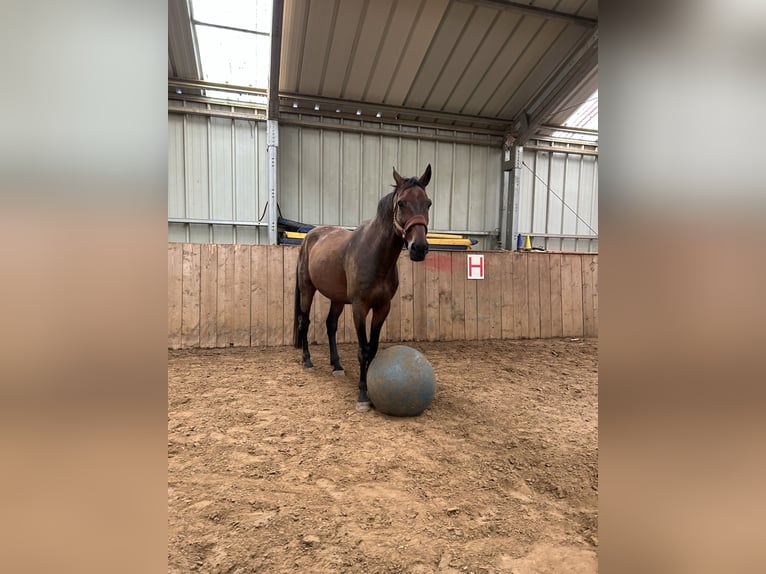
367 301 391 367
351 301 372 411
326 301 345 376
352 302 391 411
294 282 316 370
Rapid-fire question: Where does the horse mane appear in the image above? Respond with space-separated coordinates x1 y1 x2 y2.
376 191 396 221
392 177 421 189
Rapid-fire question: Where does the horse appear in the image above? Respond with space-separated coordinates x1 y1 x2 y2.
293 164 433 411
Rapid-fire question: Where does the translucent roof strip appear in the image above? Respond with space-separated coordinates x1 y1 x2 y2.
192 0 272 34
195 24 271 90
189 0 273 100
564 90 598 130
554 90 598 142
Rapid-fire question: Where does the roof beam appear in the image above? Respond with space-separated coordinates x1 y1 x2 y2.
278 92 509 132
169 77 268 98
510 28 598 146
540 124 599 136
268 0 285 119
168 0 200 81
456 0 597 27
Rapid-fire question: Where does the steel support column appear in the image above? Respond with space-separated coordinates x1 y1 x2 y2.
504 145 523 251
266 0 284 246
266 119 279 245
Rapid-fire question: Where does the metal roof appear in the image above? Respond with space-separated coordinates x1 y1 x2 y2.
168 0 598 142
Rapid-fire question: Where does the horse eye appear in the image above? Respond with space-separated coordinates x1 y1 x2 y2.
397 200 406 209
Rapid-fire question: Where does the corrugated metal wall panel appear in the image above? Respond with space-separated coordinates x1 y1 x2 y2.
233 120 259 244
168 115 187 242
210 117 234 244
277 118 503 250
169 112 503 249
185 113 211 243
321 130 341 224
168 110 269 244
519 140 599 253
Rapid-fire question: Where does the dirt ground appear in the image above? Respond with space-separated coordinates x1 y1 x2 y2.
168 338 598 574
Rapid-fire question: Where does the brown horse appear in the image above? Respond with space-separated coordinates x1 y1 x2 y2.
293 165 432 411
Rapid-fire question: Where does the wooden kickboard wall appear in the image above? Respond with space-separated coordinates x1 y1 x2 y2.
168 244 598 349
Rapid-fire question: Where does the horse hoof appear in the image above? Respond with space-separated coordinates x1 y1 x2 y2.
332 369 345 377
355 401 371 412
304 365 314 371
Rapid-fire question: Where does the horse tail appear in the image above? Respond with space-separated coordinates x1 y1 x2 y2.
293 249 303 349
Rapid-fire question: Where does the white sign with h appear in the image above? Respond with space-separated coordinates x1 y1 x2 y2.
467 254 484 280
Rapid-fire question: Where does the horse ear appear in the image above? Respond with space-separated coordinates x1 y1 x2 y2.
419 164 432 187
393 167 405 186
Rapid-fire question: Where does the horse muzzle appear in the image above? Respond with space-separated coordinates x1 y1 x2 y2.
408 240 429 261
404 215 429 261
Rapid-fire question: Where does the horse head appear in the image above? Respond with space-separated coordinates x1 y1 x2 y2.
392 164 432 261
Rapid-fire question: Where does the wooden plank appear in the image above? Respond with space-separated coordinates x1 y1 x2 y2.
379 285 388 345
487 253 503 339
167 243 183 349
501 252 514 339
561 254 584 337
412 258 428 341
266 245 284 346
571 255 585 337
437 252 453 341
549 254 563 338
539 254 553 338
216 244 235 347
592 255 599 336
399 256 414 341
561 255 573 336
342 301 354 345
582 255 596 337
425 256 440 341
384 254 402 342
476 255 491 340
250 246 268 347
199 244 217 348
464 257 478 341
233 245 251 346
282 246 297 346
450 252 466 341
512 252 529 338
314 292 330 346
181 244 201 348
527 255 541 339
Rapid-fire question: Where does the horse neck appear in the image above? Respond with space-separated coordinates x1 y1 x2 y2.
366 216 403 272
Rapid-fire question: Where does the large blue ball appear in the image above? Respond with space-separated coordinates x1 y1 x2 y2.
367 345 436 416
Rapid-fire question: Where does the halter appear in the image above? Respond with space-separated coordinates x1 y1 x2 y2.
392 192 428 239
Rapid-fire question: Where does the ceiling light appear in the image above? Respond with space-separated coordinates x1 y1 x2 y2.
314 103 320 111
356 109 362 116
292 101 298 108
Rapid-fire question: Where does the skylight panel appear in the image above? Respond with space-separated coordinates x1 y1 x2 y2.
188 0 273 102
195 25 270 88
564 90 598 131
554 90 598 142
192 0 271 33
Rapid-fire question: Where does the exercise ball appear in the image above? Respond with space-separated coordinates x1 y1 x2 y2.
367 345 436 416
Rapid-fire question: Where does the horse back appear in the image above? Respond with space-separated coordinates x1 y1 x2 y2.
303 226 352 303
